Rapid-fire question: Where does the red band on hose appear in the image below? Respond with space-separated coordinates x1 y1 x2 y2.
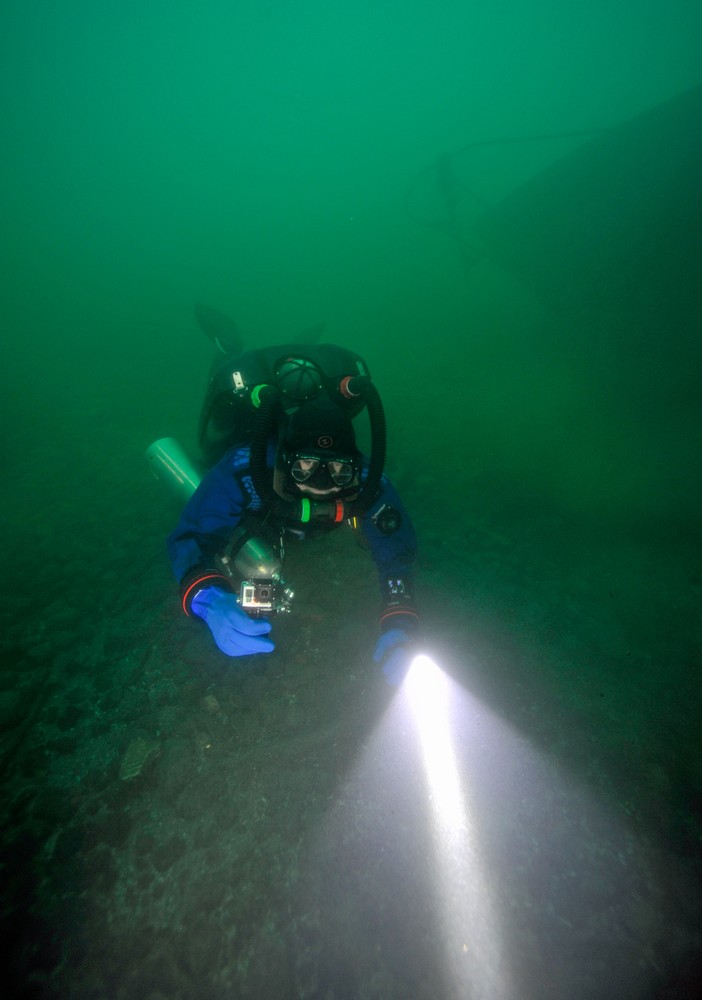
339 375 360 399
334 500 345 522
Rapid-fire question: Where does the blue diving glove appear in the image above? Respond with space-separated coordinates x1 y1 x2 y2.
191 587 275 657
373 628 415 686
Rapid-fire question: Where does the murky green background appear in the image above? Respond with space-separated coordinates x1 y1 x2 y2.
2 2 701 997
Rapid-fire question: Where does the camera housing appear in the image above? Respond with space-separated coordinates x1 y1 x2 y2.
239 579 294 618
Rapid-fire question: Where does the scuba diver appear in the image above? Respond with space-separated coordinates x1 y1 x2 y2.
147 304 418 684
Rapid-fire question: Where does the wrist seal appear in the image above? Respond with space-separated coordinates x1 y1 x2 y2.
180 568 235 617
379 577 419 632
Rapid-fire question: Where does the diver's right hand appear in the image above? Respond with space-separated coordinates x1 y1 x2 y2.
191 587 275 657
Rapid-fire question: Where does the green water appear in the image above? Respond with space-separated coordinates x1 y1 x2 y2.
1 2 701 998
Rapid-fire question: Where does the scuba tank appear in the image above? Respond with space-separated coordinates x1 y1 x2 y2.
145 437 201 505
199 343 372 463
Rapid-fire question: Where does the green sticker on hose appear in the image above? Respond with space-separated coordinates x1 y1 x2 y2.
300 498 311 523
250 384 268 408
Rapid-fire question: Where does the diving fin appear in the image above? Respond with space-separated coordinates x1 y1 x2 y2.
195 302 243 356
196 302 326 355
296 321 325 344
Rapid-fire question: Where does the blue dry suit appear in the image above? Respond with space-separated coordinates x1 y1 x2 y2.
167 441 418 634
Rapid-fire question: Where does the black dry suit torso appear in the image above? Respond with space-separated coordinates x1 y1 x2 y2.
197 344 387 525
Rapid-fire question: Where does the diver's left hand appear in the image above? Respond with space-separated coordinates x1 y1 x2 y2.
373 628 414 686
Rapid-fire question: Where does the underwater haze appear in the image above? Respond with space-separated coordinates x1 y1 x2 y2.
1 1 701 998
